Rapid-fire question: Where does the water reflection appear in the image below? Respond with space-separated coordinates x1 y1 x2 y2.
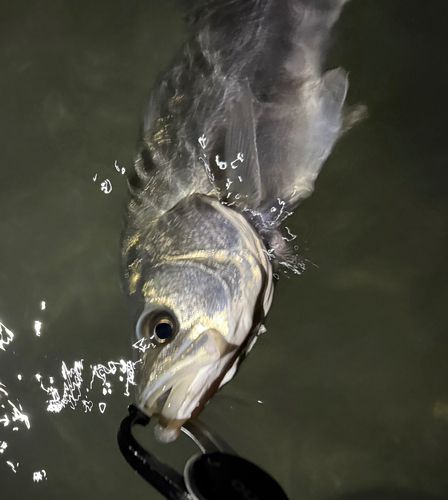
0 313 140 482
0 321 14 351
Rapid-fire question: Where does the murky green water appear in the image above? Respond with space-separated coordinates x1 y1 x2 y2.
1 1 447 499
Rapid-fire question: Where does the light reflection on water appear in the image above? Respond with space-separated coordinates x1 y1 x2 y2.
32 470 47 482
0 313 140 482
0 159 136 483
0 322 14 352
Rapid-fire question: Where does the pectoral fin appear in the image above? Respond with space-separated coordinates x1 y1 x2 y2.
223 80 262 208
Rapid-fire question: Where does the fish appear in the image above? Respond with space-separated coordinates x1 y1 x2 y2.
121 0 362 442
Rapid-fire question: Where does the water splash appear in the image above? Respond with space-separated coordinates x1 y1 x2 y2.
114 160 126 175
7 401 30 430
197 131 303 275
0 349 141 476
93 160 126 195
1 383 31 478
38 361 84 413
0 321 14 351
132 337 156 353
6 461 19 473
36 358 141 415
33 470 47 482
34 321 42 337
90 359 140 398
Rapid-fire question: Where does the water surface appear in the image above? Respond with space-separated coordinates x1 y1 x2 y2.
1 1 447 499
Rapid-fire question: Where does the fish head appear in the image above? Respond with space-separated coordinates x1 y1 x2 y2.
135 260 261 443
130 196 273 442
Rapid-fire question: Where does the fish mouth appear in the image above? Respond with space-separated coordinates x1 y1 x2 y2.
137 329 236 443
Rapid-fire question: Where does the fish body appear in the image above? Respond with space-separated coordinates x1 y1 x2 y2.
122 0 357 442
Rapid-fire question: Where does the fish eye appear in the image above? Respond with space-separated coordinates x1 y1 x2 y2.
135 306 179 347
137 307 178 345
153 318 174 343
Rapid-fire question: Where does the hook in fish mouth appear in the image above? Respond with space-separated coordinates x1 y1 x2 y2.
139 388 186 443
137 328 237 443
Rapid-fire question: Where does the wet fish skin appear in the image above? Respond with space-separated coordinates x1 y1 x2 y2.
124 193 273 442
122 0 354 442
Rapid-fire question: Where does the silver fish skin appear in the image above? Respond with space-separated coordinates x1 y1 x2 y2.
122 0 355 442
